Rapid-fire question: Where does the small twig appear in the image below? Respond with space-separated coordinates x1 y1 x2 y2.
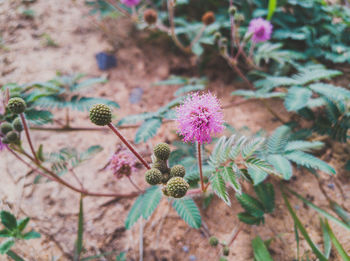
167 0 190 53
15 147 143 198
189 25 206 50
70 168 84 190
128 176 142 192
227 223 244 247
20 113 39 163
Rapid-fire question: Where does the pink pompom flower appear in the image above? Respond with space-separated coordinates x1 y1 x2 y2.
120 0 141 7
248 18 273 43
108 149 137 179
176 92 225 144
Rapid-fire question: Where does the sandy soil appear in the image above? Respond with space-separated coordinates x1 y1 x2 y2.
0 0 349 260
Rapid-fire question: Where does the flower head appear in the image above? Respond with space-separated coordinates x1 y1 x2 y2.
176 92 224 144
120 0 141 7
108 149 137 178
248 18 273 43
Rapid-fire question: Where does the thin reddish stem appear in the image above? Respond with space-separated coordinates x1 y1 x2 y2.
108 123 151 170
20 113 39 163
127 176 142 192
197 142 205 192
16 148 142 198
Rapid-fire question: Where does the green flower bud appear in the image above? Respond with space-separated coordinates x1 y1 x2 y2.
0 122 13 135
228 6 237 15
5 131 19 143
7 97 26 114
209 236 219 246
145 168 162 185
170 165 186 178
12 118 23 132
219 257 228 261
89 104 112 126
214 32 222 41
152 159 170 174
166 177 189 198
153 143 171 160
223 246 230 256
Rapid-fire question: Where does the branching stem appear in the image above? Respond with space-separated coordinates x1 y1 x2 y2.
20 113 39 164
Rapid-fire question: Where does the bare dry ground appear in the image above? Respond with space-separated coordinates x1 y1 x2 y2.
0 0 349 260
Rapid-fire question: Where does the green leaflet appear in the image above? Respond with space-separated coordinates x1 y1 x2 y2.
125 187 162 229
134 118 162 144
236 193 265 218
282 191 328 261
252 236 274 261
172 198 202 229
210 171 230 206
324 219 350 261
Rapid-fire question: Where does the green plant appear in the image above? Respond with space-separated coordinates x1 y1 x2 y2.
0 211 41 259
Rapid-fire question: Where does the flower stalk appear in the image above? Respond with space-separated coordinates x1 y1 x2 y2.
20 113 39 164
197 142 206 192
107 123 151 170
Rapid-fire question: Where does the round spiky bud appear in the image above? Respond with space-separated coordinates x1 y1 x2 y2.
152 159 170 174
0 122 13 135
7 97 26 114
144 9 157 24
161 172 171 184
209 236 219 246
145 168 162 185
153 143 170 160
202 11 215 25
5 131 19 143
235 13 244 23
214 32 222 41
223 246 230 256
12 118 23 132
170 165 186 178
228 6 237 15
89 104 112 126
166 177 189 198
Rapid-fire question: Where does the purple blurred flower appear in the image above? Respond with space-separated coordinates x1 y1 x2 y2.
120 0 141 7
108 149 137 178
248 18 273 43
176 92 224 144
0 138 7 152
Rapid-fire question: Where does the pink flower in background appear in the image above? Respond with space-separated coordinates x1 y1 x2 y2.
120 0 141 7
108 149 137 178
248 18 273 43
176 92 224 144
0 139 6 151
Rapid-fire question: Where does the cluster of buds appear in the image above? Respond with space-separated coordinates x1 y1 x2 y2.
0 98 25 145
209 236 230 259
145 143 189 198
